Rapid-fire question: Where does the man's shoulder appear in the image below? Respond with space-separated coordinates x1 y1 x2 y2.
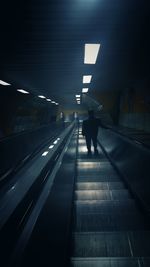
83 119 88 124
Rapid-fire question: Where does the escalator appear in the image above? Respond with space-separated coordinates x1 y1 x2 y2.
70 127 150 267
1 124 150 266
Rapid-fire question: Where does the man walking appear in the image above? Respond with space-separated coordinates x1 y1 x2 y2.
82 110 105 155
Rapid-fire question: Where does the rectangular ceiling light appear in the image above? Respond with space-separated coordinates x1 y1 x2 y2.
0 80 11 86
82 88 89 93
84 43 100 64
83 75 92 83
76 98 80 100
17 89 29 94
46 98 51 102
38 95 46 99
76 94 80 98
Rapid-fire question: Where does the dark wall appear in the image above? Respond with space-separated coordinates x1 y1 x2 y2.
0 85 58 138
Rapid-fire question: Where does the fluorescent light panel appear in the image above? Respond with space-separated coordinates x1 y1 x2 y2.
82 88 89 93
75 94 80 98
84 43 100 64
83 75 92 83
0 80 11 86
46 99 51 102
17 89 29 94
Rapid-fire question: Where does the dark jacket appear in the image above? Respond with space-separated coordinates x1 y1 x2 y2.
82 118 104 137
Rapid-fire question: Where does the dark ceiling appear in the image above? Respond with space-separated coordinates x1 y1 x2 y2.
0 0 149 108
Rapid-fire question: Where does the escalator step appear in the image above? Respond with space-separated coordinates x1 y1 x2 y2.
73 212 148 231
75 190 131 201
76 182 125 190
71 232 150 257
71 232 132 257
70 257 142 267
75 199 137 214
77 175 120 183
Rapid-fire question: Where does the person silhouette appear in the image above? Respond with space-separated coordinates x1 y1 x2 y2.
82 110 106 155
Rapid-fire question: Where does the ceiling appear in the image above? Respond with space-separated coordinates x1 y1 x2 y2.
0 0 149 108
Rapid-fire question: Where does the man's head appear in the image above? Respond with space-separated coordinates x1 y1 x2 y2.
88 110 94 119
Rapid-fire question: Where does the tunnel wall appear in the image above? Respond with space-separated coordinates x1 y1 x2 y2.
119 88 150 132
0 85 58 138
0 122 69 179
98 128 150 214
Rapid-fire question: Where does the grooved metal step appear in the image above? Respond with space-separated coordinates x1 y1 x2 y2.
71 232 150 257
77 175 120 183
73 212 149 231
75 189 131 201
70 257 150 267
75 199 137 214
76 182 125 190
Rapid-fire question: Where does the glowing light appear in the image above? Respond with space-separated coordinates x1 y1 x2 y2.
42 151 49 156
84 44 100 64
0 80 11 86
46 99 51 102
76 95 80 98
17 89 29 94
49 145 54 149
53 140 58 144
83 75 92 83
82 88 89 93
38 95 46 99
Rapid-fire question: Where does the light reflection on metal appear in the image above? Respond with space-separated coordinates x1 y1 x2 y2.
78 162 100 168
42 151 49 156
17 89 29 94
78 146 88 153
78 139 85 144
38 95 46 99
49 145 54 149
0 80 11 86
